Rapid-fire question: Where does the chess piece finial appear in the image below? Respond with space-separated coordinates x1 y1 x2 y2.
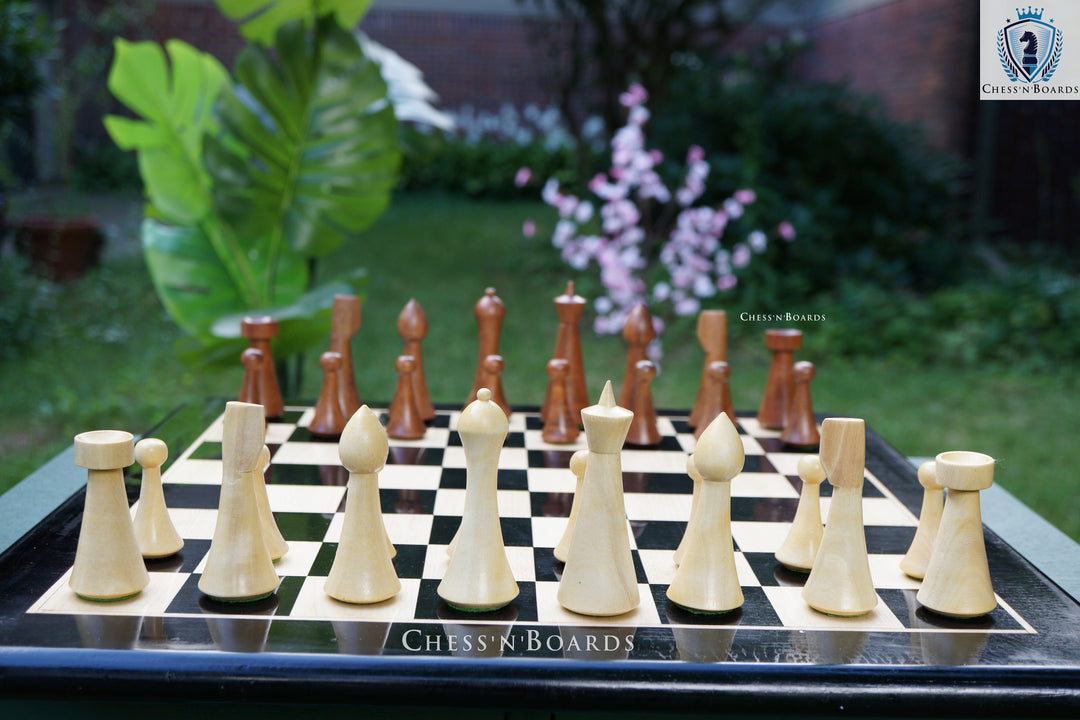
326 405 400 604
132 438 183 559
70 429 148 600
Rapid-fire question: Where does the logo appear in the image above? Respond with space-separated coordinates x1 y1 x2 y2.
998 6 1063 83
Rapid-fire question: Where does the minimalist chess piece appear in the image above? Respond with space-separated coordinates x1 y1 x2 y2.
619 304 656 409
70 430 148 600
674 454 703 567
626 360 661 447
780 361 819 447
132 438 183 559
330 294 362 418
918 451 997 618
543 281 589 421
558 381 639 616
802 418 877 616
199 402 279 602
387 355 426 440
899 461 944 580
757 329 802 430
542 358 580 444
241 316 284 418
238 347 263 406
309 351 348 438
468 288 506 405
694 361 735 440
252 445 288 562
398 299 435 420
666 413 744 614
438 389 519 611
325 406 401 604
553 450 588 563
480 354 511 417
689 310 727 428
774 454 826 572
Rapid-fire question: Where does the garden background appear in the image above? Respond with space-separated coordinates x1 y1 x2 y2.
2 0 1079 541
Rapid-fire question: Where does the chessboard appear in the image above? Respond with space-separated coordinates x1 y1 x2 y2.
2 400 1080 714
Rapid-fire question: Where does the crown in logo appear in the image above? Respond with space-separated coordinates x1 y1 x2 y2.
1016 6 1044 20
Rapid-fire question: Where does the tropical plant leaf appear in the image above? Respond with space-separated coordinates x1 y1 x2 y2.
215 0 373 46
104 39 228 225
205 17 400 261
141 218 308 338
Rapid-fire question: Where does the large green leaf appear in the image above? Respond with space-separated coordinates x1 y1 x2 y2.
215 0 373 46
141 218 308 338
205 17 400 260
104 39 227 225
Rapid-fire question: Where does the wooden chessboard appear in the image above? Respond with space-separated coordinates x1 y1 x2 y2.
1 401 1079 715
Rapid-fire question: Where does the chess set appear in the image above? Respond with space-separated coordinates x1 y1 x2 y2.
1 286 1080 714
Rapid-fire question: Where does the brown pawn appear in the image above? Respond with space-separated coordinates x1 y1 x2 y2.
542 358 580 444
780 360 820 448
626 359 661 447
398 299 435 420
467 288 506 404
329 295 362 418
694 361 736 440
479 354 511 418
242 316 284 418
757 329 802 430
542 282 589 422
688 310 727 428
309 351 348 438
238 347 263 405
387 355 426 439
619 303 656 410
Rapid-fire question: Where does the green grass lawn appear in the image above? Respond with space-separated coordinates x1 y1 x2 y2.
2 190 1078 542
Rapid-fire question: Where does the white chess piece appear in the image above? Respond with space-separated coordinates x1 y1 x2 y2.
553 449 588 563
252 445 289 562
774 454 826 572
132 437 184 559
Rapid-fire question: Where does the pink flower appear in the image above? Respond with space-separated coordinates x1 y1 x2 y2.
717 274 738 291
778 221 796 241
619 83 649 107
522 219 536 237
734 188 756 205
514 167 531 187
687 145 705 163
732 243 751 268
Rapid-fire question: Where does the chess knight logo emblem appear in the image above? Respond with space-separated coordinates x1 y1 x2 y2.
998 6 1063 82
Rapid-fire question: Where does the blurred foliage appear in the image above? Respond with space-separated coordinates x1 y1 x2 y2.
649 38 966 307
0 1 54 185
0 254 56 361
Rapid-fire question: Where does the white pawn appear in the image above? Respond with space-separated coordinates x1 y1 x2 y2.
774 454 826 572
801 418 877 616
198 402 279 602
673 454 704 567
325 406 400 604
553 449 588 563
132 438 184 559
899 460 943 580
252 446 289 562
666 412 744 614
918 451 997 618
70 430 148 600
438 388 519 611
558 381 639 617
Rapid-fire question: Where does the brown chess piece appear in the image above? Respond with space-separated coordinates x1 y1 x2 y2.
309 351 348 438
467 288 506 404
542 358 580 444
241 316 284 418
542 282 588 422
329 295 362 418
694 361 736 440
238 347 263 406
757 329 802 430
619 303 656 410
688 310 727 428
626 359 661 447
387 355 426 439
780 361 820 448
479 354 511 418
398 299 435 420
